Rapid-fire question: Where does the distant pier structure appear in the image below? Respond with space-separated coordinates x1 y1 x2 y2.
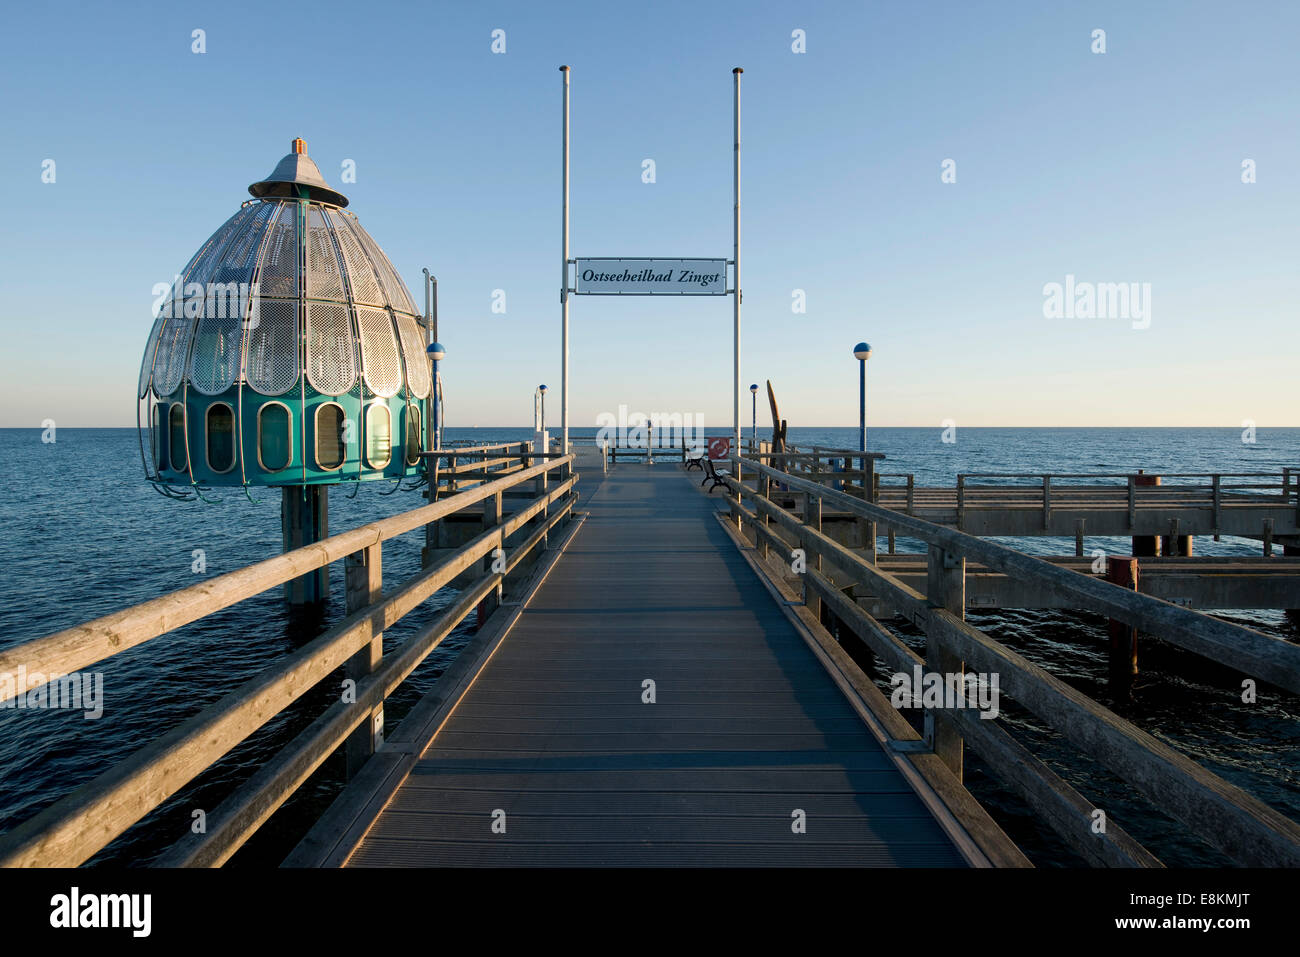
136 139 433 603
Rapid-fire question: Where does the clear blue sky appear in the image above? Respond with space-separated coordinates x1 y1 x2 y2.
1 0 1296 429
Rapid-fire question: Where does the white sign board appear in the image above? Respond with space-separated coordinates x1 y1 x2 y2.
573 258 727 296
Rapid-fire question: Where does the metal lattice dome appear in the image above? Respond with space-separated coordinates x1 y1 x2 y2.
138 139 431 493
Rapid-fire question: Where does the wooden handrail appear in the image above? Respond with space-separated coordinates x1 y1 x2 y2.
0 460 578 867
723 461 1300 866
0 454 573 703
156 486 576 867
739 457 1300 695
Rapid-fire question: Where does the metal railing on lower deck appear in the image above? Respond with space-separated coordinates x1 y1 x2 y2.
720 456 1300 867
0 453 578 868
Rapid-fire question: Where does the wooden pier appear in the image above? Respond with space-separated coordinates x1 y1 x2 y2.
288 464 1001 867
0 443 1297 868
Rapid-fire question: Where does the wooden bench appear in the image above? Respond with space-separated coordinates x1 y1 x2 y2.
684 449 706 471
701 456 730 493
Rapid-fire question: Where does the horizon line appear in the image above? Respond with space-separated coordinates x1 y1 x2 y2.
4 424 1297 431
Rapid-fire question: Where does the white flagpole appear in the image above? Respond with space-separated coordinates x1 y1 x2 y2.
732 67 742 461
561 65 571 455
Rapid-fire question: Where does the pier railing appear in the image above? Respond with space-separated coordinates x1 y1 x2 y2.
741 442 882 495
738 450 1299 540
946 471 1300 529
0 452 577 867
721 456 1300 867
421 441 534 496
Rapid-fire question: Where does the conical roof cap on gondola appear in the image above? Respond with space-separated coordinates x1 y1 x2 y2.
248 137 350 208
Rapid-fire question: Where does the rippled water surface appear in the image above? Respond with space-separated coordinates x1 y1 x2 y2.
0 427 1296 866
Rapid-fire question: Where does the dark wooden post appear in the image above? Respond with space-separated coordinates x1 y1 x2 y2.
1106 556 1140 677
1132 472 1160 556
925 544 965 780
344 540 383 777
281 485 329 605
1161 517 1193 557
422 448 438 567
1286 545 1300 625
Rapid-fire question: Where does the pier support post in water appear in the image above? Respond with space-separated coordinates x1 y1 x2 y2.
1131 472 1161 556
1106 557 1140 678
925 545 965 780
281 486 329 605
1286 545 1300 626
1161 518 1193 557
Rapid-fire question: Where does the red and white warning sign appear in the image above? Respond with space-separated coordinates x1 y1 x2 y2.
707 436 731 461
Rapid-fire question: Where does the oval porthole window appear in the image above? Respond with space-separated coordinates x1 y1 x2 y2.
153 403 168 472
258 403 292 472
366 403 392 469
206 403 236 473
404 405 422 467
169 404 187 473
315 403 346 471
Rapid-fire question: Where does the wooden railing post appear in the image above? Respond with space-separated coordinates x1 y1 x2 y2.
1294 469 1300 526
1212 473 1222 538
422 450 438 568
479 491 504 626
344 540 383 777
925 544 965 780
804 491 822 619
562 451 575 515
956 475 966 531
536 451 550 548
862 456 877 565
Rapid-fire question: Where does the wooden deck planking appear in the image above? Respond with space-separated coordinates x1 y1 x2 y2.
345 464 968 867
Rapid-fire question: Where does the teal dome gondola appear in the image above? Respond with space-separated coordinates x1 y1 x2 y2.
137 139 431 495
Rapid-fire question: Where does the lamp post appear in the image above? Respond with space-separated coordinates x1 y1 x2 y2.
853 342 871 495
421 270 437 456
853 342 871 450
537 384 548 433
749 383 758 450
426 341 445 451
